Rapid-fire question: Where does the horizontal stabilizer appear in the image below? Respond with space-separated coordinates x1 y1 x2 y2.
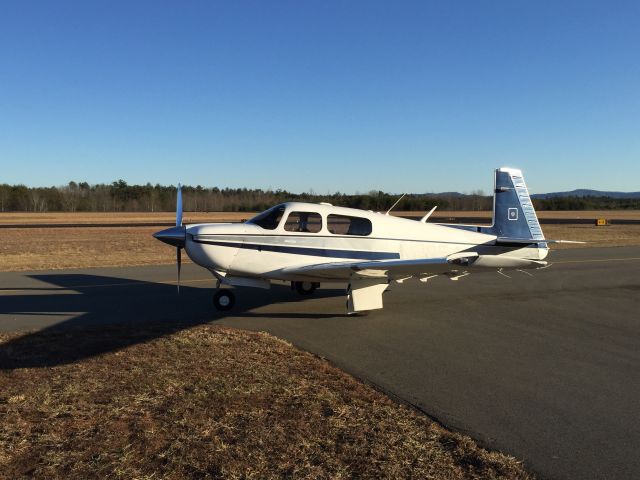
496 237 586 245
544 240 587 244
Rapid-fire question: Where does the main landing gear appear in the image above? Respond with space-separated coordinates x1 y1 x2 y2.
212 281 320 312
213 289 235 311
292 281 319 296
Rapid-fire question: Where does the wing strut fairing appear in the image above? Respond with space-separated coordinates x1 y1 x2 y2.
347 276 389 313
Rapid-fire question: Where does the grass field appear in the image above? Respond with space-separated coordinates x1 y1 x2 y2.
1 212 638 272
0 325 532 479
2 210 640 225
1 226 174 271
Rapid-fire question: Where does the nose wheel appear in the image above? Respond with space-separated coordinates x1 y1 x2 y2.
213 289 235 311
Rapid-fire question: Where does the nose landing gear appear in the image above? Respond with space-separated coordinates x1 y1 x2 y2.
213 289 235 311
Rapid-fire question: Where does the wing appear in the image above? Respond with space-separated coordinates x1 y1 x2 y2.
279 251 547 281
279 252 479 280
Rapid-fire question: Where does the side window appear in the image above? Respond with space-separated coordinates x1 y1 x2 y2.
284 212 322 233
247 205 285 230
327 215 372 236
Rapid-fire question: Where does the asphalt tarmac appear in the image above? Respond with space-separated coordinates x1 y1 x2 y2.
1 246 639 480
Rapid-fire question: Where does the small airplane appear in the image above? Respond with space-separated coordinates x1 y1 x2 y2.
153 168 578 313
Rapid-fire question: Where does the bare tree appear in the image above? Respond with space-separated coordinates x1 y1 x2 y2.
29 190 48 212
0 184 9 212
60 181 80 212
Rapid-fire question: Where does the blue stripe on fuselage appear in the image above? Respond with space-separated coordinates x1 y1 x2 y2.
192 239 400 260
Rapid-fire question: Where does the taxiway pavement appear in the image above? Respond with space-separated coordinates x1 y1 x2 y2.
1 246 639 480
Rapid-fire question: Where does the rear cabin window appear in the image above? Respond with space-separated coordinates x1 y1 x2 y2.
327 214 372 236
247 205 285 230
284 211 322 233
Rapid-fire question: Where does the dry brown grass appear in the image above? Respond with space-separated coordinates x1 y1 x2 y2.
543 225 640 249
0 325 533 479
0 226 181 271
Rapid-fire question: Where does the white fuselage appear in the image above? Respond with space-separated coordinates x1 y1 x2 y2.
182 202 548 283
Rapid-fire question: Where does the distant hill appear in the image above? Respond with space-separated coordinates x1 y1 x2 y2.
426 191 468 198
531 190 640 199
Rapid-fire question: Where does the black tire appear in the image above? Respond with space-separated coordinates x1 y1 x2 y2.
294 281 318 296
213 289 235 311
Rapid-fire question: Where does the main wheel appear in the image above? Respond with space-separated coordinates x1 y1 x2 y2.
294 281 318 295
213 289 235 311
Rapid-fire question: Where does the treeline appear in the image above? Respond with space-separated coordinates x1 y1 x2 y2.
0 181 638 212
534 196 640 210
0 181 490 212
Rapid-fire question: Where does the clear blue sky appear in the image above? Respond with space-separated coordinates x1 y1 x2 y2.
1 1 638 194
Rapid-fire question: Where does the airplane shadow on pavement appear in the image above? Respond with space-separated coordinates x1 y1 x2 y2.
0 274 346 370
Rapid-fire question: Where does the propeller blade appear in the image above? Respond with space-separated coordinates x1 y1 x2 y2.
177 247 182 294
176 183 183 227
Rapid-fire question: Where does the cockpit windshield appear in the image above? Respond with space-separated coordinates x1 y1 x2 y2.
246 204 286 230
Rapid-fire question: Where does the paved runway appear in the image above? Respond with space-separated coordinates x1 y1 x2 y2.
1 246 639 480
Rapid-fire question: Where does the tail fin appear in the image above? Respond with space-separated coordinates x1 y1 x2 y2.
481 167 545 241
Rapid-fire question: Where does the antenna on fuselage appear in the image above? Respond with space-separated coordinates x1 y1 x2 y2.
420 205 437 223
385 193 406 215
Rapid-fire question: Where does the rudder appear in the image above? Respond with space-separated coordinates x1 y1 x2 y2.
481 167 545 240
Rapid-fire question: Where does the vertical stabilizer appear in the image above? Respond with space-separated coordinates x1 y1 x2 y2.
482 168 545 240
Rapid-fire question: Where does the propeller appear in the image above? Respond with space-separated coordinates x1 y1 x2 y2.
177 245 182 293
176 184 183 293
151 184 186 294
176 183 183 227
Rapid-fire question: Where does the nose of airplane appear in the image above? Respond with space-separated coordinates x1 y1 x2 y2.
153 225 186 247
